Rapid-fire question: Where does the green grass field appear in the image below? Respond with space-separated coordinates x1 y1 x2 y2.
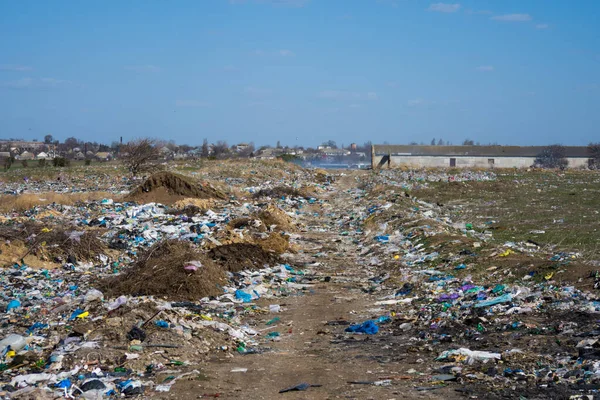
412 170 600 260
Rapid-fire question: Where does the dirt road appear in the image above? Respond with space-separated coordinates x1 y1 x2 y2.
167 173 457 399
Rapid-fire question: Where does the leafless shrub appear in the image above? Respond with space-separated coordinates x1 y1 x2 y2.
121 138 160 175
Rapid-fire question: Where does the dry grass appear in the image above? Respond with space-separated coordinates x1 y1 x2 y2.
0 192 114 213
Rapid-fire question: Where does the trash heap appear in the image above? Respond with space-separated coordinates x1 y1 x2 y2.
0 169 318 398
324 171 600 398
0 164 597 398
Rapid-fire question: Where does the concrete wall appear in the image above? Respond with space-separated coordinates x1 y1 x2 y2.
372 155 590 169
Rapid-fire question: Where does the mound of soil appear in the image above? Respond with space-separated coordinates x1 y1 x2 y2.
257 205 297 232
101 240 226 301
208 243 281 272
127 172 226 205
258 233 293 254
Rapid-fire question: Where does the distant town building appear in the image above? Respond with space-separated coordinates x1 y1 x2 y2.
235 143 250 152
371 145 591 169
17 151 35 160
320 148 351 157
95 152 113 161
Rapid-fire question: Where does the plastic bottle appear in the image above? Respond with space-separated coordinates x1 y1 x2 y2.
0 334 31 352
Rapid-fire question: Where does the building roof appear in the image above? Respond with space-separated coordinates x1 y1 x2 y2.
372 145 590 158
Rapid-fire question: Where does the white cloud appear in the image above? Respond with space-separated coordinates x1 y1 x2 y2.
40 77 72 86
279 49 295 57
1 77 33 89
124 65 161 72
491 14 532 22
428 3 461 13
535 23 549 29
0 64 33 71
318 90 378 101
176 100 210 107
476 65 494 71
0 77 71 90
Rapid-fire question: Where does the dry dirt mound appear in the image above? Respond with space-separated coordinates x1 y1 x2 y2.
126 172 227 205
257 205 297 232
101 240 226 301
258 232 293 254
208 243 281 272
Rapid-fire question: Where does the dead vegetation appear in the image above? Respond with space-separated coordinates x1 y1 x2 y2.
0 192 113 213
208 243 281 272
0 222 107 266
101 240 226 300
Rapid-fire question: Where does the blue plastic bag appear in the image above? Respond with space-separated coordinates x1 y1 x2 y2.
475 293 512 308
345 320 379 334
235 290 252 303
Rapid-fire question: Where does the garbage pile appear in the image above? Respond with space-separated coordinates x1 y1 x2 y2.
322 170 600 398
0 169 318 398
0 164 597 398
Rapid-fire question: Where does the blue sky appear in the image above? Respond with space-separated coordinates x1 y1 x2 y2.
1 0 599 147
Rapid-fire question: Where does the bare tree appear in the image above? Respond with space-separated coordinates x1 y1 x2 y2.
431 138 436 146
64 137 80 150
120 138 160 175
462 139 475 146
213 140 229 158
534 144 568 170
201 139 209 157
437 138 444 146
588 142 600 169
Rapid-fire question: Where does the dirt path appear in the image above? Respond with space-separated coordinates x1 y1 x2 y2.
169 173 455 399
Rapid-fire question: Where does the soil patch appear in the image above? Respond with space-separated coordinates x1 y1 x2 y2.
208 243 281 272
101 240 226 301
126 172 226 205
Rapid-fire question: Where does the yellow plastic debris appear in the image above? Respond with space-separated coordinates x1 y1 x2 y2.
76 311 89 319
499 249 514 257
